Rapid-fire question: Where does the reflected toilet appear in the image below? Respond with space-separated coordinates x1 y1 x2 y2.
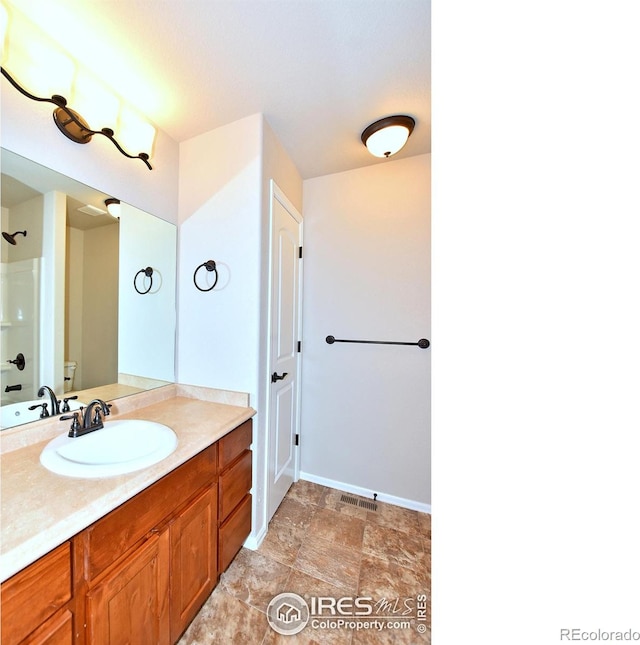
64 361 77 392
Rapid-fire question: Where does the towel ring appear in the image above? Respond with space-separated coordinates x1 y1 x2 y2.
134 267 154 294
194 260 219 292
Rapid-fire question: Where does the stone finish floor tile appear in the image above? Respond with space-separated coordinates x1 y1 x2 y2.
293 534 362 593
262 570 356 645
177 586 269 645
358 552 430 601
273 496 317 529
307 507 365 552
285 480 327 506
178 484 431 645
257 498 317 566
417 510 431 539
219 548 292 612
262 622 353 645
287 568 356 603
366 501 422 535
362 522 426 573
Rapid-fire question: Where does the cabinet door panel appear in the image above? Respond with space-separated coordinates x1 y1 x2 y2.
1 542 72 645
86 531 170 645
170 486 218 643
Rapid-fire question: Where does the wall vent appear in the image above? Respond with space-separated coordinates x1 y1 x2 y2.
340 494 359 507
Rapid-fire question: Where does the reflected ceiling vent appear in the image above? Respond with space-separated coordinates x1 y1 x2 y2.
77 204 107 217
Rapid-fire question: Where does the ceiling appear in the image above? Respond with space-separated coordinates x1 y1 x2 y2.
6 0 430 179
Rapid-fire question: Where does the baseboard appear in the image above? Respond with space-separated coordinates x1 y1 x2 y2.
242 524 267 551
299 471 431 514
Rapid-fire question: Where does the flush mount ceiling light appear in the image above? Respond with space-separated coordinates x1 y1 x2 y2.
361 115 416 158
104 198 121 218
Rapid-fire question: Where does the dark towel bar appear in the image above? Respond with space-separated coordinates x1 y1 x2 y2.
325 335 429 349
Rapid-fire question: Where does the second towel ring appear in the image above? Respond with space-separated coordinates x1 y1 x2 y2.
134 267 154 294
194 260 219 292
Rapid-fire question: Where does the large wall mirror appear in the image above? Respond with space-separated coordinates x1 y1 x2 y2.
0 148 176 430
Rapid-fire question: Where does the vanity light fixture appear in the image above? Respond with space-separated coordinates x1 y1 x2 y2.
0 67 153 170
361 115 415 158
104 198 121 218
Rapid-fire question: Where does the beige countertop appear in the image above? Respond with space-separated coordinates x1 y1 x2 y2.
0 384 255 583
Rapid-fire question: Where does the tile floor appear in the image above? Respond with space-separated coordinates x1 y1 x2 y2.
178 481 431 644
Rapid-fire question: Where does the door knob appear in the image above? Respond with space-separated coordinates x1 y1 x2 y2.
271 372 288 383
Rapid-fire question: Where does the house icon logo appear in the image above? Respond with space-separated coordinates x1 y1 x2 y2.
278 602 302 624
267 593 310 635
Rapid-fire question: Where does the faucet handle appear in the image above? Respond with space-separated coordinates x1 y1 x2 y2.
61 395 78 413
60 412 82 437
28 402 49 418
90 401 112 424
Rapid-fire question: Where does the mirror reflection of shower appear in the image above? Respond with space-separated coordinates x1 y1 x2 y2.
2 230 27 245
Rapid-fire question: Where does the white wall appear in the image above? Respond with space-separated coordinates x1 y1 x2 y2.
118 203 176 382
300 154 431 509
1 85 179 224
178 113 265 541
177 113 303 546
177 114 262 393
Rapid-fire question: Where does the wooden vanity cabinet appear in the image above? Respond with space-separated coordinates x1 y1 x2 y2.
0 541 74 645
1 419 252 645
78 442 219 645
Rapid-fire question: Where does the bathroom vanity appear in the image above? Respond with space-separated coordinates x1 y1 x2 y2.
0 385 255 645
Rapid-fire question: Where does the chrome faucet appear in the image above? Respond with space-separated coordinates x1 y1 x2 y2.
38 385 60 415
61 398 111 438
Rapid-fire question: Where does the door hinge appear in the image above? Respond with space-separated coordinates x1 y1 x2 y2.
297 340 301 353
295 434 300 446
298 246 303 259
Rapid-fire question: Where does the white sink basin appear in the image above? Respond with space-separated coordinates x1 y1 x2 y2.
40 420 178 478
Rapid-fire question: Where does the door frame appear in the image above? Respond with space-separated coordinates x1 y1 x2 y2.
265 180 303 520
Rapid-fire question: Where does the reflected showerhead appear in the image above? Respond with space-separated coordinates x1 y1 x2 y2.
2 231 27 245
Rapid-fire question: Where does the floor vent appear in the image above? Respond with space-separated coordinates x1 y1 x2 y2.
339 494 378 512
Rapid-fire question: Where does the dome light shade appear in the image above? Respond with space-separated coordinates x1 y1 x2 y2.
361 115 415 158
104 198 121 218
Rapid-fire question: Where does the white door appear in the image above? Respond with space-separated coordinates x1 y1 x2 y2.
267 182 302 521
